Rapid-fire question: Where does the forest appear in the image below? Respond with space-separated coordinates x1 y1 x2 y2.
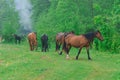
0 0 120 53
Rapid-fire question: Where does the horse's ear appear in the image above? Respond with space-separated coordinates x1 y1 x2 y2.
96 30 102 35
95 30 99 34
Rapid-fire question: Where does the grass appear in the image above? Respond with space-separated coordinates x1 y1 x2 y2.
0 43 120 80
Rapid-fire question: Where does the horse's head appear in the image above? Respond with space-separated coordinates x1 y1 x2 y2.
95 30 104 41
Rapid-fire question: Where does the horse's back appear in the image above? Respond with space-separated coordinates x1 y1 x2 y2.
56 33 64 39
56 32 64 43
65 35 88 48
28 32 37 45
28 32 36 39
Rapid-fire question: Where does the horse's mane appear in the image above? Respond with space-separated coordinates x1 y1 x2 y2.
64 31 75 37
83 32 96 42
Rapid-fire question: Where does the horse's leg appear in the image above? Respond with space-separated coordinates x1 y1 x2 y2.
45 43 48 52
86 46 91 60
29 40 32 51
41 43 44 52
30 43 33 51
59 44 64 55
47 43 49 51
59 40 67 55
15 39 17 44
19 39 20 44
34 42 38 51
66 45 71 59
58 43 62 53
59 43 61 50
57 43 60 53
55 41 57 51
32 43 34 51
44 43 45 52
59 48 63 55
56 41 59 51
76 48 82 60
46 42 48 52
45 44 46 52
43 42 46 52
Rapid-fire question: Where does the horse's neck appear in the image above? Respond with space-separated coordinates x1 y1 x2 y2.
88 36 94 43
84 32 96 42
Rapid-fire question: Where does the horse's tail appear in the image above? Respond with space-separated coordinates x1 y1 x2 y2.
62 36 67 51
63 41 66 51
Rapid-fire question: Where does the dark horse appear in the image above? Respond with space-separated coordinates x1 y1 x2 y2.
55 31 75 52
28 32 37 51
41 34 48 52
61 30 104 60
13 34 21 44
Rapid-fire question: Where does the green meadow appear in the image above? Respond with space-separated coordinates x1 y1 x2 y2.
0 43 120 80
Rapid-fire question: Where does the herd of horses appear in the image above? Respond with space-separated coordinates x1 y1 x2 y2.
14 30 104 60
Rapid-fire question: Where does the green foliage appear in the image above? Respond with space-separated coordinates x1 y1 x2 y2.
93 0 120 53
0 0 19 42
110 0 120 53
112 0 120 33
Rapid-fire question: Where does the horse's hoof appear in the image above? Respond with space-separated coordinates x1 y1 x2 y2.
66 55 69 59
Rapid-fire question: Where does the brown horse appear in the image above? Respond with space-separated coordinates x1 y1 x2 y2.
28 32 37 51
55 32 64 51
62 30 103 60
55 31 75 53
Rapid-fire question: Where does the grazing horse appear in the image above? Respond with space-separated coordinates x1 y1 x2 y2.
55 31 75 52
61 30 104 60
13 34 21 44
41 34 48 52
28 32 37 51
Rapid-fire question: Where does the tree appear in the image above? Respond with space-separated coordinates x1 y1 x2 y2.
0 0 19 42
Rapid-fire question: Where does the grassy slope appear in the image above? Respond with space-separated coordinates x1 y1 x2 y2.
0 43 120 80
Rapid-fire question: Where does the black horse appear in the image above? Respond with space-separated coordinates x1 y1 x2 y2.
13 34 21 44
41 34 48 52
